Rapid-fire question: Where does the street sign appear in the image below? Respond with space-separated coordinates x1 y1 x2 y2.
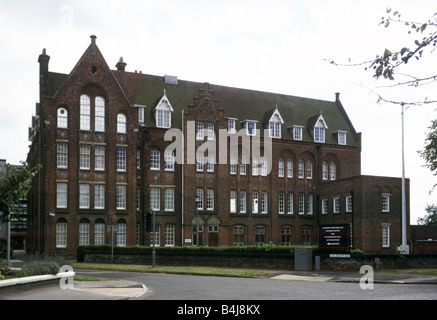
319 224 349 248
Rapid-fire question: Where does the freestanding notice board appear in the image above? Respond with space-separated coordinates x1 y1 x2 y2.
318 224 350 250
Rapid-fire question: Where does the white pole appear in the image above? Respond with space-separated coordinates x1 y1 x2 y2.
400 104 409 254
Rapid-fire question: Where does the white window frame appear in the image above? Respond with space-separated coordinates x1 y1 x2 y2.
333 197 340 213
287 160 293 178
157 109 171 128
245 121 256 136
95 145 105 171
252 192 259 214
228 119 236 134
164 151 175 171
239 191 246 214
196 122 204 140
117 114 127 133
56 221 67 248
94 222 105 245
117 147 127 172
206 189 214 210
298 193 305 214
116 185 127 210
230 191 237 213
261 192 268 214
165 224 175 246
298 160 304 179
346 196 353 213
117 223 127 246
293 126 302 140
306 160 313 179
382 225 390 247
230 157 237 175
79 184 90 209
196 188 204 210
57 142 68 168
287 193 294 214
269 121 281 138
278 159 284 177
95 96 105 132
322 162 328 180
165 188 175 211
57 108 68 128
79 222 90 246
80 144 91 170
278 193 285 214
150 187 160 211
56 182 68 208
150 150 160 170
382 195 390 212
322 199 328 214
94 184 105 209
80 94 91 131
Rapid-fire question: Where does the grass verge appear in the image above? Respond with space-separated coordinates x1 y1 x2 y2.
71 262 271 278
375 268 437 276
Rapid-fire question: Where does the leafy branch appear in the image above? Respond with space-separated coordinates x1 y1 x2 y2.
328 8 437 90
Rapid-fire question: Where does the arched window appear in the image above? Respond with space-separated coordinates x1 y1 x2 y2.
80 94 91 130
301 225 312 246
281 226 292 245
56 218 68 248
255 226 266 245
95 96 105 131
94 218 105 245
322 161 328 180
57 108 68 128
233 225 245 246
330 161 337 180
117 114 127 133
79 218 90 246
117 219 127 246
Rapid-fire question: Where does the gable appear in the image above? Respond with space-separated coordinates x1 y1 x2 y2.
49 36 131 108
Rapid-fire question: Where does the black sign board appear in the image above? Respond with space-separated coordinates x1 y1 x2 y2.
319 224 349 248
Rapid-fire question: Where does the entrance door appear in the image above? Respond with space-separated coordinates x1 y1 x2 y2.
208 232 218 247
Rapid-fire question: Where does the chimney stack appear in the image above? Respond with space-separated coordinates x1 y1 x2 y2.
38 48 50 102
116 57 127 71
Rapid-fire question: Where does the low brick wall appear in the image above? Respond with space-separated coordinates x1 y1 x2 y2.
0 272 75 295
79 246 437 271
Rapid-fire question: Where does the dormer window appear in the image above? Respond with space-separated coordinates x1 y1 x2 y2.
242 120 257 136
309 114 328 143
228 119 236 134
335 130 348 145
266 107 284 139
314 123 325 143
154 90 174 129
292 126 303 140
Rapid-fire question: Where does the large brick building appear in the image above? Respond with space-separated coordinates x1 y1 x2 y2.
26 36 409 258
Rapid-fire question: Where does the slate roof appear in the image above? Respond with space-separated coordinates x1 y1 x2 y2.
44 40 360 147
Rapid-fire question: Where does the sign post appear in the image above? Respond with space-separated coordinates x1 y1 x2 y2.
107 225 119 262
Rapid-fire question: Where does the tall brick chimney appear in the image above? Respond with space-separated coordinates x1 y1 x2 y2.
38 48 50 103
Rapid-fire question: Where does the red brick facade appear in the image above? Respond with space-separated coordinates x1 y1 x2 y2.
26 36 409 258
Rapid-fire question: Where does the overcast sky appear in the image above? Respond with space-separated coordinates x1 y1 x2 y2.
0 0 436 224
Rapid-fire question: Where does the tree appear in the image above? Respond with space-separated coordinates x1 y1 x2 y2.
329 8 437 106
419 120 437 192
0 161 40 223
417 204 437 225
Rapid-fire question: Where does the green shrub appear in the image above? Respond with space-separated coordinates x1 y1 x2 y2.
20 260 60 277
0 259 11 275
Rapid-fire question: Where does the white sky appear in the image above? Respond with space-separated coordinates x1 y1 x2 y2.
0 0 436 224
